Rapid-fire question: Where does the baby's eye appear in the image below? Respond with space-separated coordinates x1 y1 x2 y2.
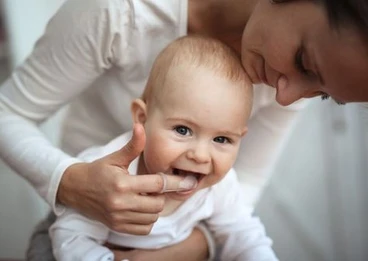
174 126 192 136
213 136 230 144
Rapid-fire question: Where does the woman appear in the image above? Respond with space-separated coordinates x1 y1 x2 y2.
1 0 367 260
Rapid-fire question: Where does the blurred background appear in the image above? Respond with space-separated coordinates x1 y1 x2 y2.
0 1 367 260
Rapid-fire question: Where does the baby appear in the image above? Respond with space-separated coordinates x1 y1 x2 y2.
50 35 278 261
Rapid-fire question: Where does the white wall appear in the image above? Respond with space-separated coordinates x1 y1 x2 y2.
0 0 65 259
256 100 368 261
2 0 65 69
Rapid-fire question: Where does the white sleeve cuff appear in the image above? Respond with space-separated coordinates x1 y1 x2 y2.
47 157 83 215
53 238 114 261
236 246 279 261
195 222 216 261
83 245 114 261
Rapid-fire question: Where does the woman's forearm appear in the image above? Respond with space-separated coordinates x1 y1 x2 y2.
0 0 121 210
0 109 81 210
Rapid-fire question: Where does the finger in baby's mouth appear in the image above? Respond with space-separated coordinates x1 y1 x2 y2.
172 168 204 182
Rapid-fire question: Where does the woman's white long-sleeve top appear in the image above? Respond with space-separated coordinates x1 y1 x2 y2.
0 0 305 214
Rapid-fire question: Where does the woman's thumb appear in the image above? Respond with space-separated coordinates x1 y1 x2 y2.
110 123 146 168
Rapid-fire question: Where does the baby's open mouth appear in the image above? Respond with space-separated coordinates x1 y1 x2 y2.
172 168 204 183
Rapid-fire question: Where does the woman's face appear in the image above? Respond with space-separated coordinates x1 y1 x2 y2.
241 0 368 105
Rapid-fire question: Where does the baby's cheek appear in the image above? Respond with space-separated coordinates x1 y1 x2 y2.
207 171 228 187
145 138 177 170
143 142 165 171
218 154 237 173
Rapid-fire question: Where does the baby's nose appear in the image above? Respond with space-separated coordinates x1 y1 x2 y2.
187 143 211 164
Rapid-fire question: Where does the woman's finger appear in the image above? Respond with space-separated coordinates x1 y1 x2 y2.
106 192 165 213
102 209 160 233
108 211 160 225
128 173 198 194
124 193 166 213
113 222 155 235
159 173 198 193
107 123 146 168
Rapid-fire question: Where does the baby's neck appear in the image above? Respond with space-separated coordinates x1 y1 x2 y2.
137 156 185 216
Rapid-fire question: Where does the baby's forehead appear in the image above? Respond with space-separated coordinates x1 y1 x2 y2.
165 62 249 84
151 71 249 109
155 66 252 104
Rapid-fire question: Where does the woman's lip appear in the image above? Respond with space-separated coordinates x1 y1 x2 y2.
274 76 280 90
260 59 269 85
255 56 269 85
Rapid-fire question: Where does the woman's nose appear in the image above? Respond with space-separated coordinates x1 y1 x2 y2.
187 142 211 164
275 75 305 106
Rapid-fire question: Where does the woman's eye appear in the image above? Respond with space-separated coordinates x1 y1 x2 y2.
213 136 230 144
320 93 345 105
295 47 314 77
174 126 191 136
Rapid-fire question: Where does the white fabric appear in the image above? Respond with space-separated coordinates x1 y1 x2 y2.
50 131 279 261
0 0 305 213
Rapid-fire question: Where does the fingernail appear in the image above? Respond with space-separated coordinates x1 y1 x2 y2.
179 175 197 190
121 259 130 261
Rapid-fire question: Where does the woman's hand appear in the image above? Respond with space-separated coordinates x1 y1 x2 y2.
57 124 196 234
111 227 209 261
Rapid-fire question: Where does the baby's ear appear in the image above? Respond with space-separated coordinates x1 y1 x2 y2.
131 98 147 124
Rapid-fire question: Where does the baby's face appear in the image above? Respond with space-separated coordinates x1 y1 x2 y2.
142 65 251 201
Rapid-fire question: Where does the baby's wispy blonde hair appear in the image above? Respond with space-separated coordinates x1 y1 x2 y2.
142 35 252 107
